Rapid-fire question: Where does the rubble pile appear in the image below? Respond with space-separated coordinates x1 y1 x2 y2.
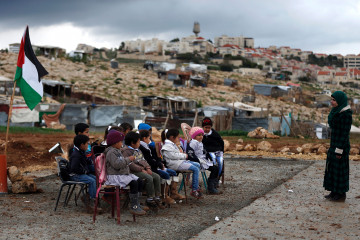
7 166 37 193
247 127 280 139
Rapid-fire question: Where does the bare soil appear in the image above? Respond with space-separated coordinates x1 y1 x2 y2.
1 157 313 240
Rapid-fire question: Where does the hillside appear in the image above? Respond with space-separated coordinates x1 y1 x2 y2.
0 52 356 123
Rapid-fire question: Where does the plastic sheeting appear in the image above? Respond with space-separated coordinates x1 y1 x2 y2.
232 117 268 132
90 105 142 127
11 105 39 123
59 104 88 130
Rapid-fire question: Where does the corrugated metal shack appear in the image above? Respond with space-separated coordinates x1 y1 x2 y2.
139 95 197 129
254 84 290 98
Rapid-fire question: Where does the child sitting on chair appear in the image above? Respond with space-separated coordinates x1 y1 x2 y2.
139 129 181 204
160 129 202 199
103 130 146 215
69 134 99 212
188 127 222 195
122 131 164 209
201 117 224 179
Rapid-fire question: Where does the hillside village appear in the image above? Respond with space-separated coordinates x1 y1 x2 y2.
1 23 360 133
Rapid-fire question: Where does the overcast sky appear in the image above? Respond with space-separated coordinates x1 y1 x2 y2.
1 0 360 55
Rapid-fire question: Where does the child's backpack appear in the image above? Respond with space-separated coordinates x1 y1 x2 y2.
58 157 71 181
95 153 107 197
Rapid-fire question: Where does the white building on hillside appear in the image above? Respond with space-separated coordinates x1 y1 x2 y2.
344 54 360 69
214 35 254 48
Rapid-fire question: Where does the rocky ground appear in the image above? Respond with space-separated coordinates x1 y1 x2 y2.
193 160 360 240
0 52 351 123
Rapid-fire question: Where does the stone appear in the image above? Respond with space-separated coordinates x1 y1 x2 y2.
280 147 290 153
247 131 257 138
224 139 230 152
11 177 37 193
296 147 303 154
7 166 23 182
235 144 244 151
244 144 255 151
257 141 272 151
237 138 244 144
350 147 360 155
317 145 328 155
265 132 280 139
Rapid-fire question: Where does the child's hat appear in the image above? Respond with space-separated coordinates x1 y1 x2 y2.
107 130 125 146
189 127 204 139
202 117 213 127
138 123 151 131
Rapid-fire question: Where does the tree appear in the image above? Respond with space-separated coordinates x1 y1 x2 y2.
170 38 180 42
119 42 125 51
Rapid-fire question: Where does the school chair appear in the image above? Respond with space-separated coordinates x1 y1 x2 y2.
54 156 88 211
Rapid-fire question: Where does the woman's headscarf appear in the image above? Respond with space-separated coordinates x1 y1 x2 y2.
327 91 348 128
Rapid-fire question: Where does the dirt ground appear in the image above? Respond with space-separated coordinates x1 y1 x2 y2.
0 156 313 240
1 132 358 173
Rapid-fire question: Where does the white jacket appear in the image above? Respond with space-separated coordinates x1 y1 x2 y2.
161 139 187 170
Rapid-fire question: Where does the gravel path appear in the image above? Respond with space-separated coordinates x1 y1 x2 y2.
0 157 312 240
193 160 360 239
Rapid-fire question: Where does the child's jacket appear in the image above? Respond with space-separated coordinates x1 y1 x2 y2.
121 146 151 173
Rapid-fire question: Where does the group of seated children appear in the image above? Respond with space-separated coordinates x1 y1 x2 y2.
67 117 224 216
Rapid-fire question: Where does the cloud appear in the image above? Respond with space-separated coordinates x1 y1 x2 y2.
1 0 360 54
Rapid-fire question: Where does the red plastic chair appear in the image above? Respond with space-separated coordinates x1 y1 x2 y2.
92 146 135 224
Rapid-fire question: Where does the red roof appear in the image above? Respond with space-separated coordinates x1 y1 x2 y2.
221 44 240 49
341 67 347 71
196 37 205 40
318 71 331 75
327 66 334 69
251 54 262 58
335 72 347 76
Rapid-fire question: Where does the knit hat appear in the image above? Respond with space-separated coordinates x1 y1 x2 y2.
107 130 125 146
138 123 151 131
189 127 204 139
202 117 213 127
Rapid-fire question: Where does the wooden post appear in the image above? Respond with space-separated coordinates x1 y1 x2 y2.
192 109 198 127
281 113 296 137
5 81 17 155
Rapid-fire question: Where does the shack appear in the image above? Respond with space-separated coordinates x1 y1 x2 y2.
139 95 197 129
254 84 290 98
42 79 72 100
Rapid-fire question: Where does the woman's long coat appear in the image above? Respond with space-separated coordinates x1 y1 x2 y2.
323 109 352 193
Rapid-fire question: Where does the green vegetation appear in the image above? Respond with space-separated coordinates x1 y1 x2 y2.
99 64 108 70
0 126 68 134
138 83 147 89
218 130 248 136
207 65 220 71
307 54 343 67
116 58 145 64
170 38 180 42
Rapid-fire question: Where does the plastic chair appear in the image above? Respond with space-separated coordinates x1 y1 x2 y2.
177 170 193 203
54 156 88 211
91 146 135 225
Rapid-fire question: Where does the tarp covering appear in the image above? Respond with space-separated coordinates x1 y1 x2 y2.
11 105 39 123
59 104 88 129
232 117 268 132
90 105 142 127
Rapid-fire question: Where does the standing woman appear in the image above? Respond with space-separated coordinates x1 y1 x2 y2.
324 91 352 201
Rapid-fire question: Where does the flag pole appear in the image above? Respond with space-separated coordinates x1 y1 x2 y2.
5 81 17 155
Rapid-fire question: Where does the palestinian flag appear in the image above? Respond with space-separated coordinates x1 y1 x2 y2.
14 26 48 110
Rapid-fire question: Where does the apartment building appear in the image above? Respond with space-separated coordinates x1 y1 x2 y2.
214 35 254 48
344 54 360 69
